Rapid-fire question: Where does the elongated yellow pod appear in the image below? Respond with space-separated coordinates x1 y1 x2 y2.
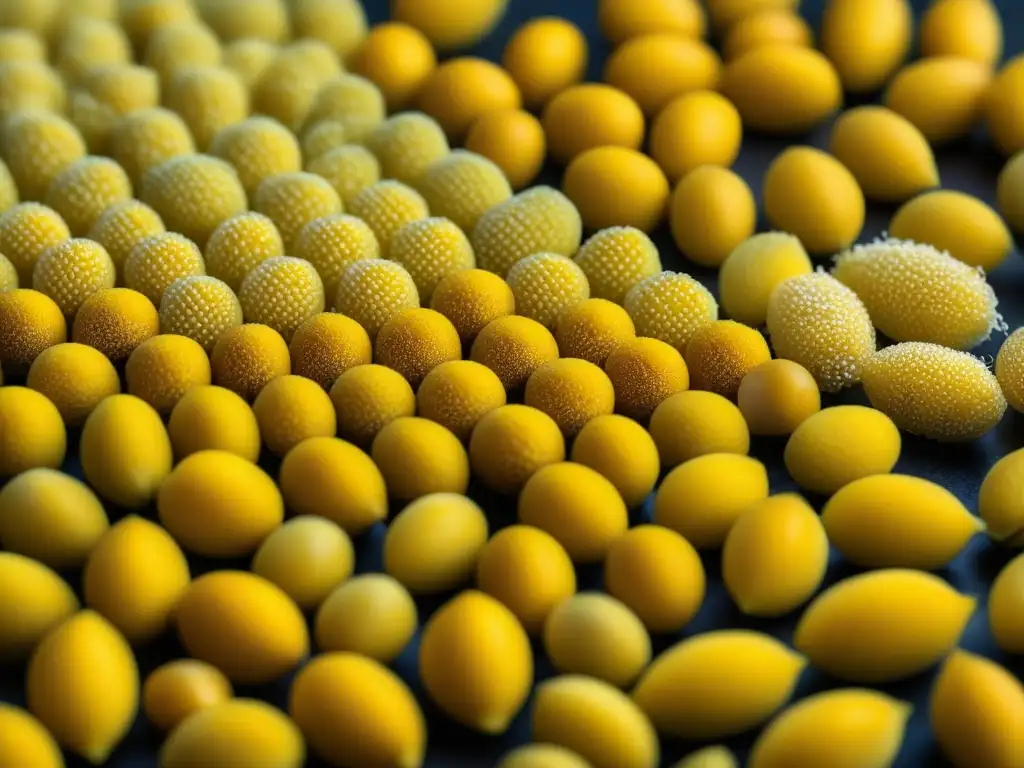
721 46 842 135
819 0 912 93
0 552 78 662
832 237 1003 350
289 653 426 768
861 342 1007 441
80 394 173 509
989 552 1024 653
823 474 983 569
419 590 533 735
632 630 806 739
828 107 938 202
889 189 1013 272
783 405 901 495
161 699 304 768
979 448 1024 545
884 56 991 144
723 494 828 617
497 744 592 768
931 650 1024 767
762 147 864 256
175 571 309 685
996 327 1024 413
920 0 1003 69
766 271 876 393
749 688 911 768
83 515 191 645
28 611 139 765
794 569 975 682
533 675 659 768
997 152 1024 235
0 703 64 768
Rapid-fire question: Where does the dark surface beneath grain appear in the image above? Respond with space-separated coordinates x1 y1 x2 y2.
3 1 1024 767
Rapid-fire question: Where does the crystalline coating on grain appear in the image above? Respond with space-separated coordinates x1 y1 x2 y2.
159 275 243 352
124 232 206 306
833 237 1004 350
863 341 1007 441
204 212 285 292
44 156 133 237
253 172 342 250
2 110 86 202
415 150 513 234
624 270 718 352
0 203 71 284
507 252 590 329
140 154 247 248
89 200 165 276
237 256 326 343
32 238 115 317
574 226 663 304
365 111 450 184
110 107 195 188
347 180 429 258
766 270 876 393
334 258 420 339
293 214 380 299
307 145 381 207
997 327 1024 413
471 186 582 277
209 116 302 198
389 217 475 301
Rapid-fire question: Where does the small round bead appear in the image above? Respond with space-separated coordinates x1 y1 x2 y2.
140 154 247 248
684 319 772 400
624 271 719 352
0 289 67 374
209 116 302 199
416 359 507 441
330 363 416 446
124 232 206 306
1 110 86 202
289 312 372 390
32 238 115 317
72 288 159 362
563 146 671 233
211 323 291 401
253 171 342 251
415 149 512 234
471 315 559 392
574 226 663 305
374 307 462 390
416 57 522 141
26 342 120 426
334 258 420 340
44 156 133 237
89 200 165 280
165 65 249 152
430 268 515 344
350 22 437 112
506 252 590 330
502 17 588 109
204 212 285 293
364 111 450 185
347 180 429 258
126 334 212 415
525 358 616 438
737 358 822 436
465 109 546 191
306 144 381 207
604 336 690 421
469 404 565 494
0 202 72 285
159 276 244 352
237 255 326 343
555 299 636 367
389 217 475 301
109 107 195 188
293 214 379 299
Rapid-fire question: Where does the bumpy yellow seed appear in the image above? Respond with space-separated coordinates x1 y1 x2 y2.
862 341 1007 441
684 320 771 400
624 270 718 352
238 256 326 343
159 276 243 352
573 226 662 305
33 238 115 317
766 270 876 393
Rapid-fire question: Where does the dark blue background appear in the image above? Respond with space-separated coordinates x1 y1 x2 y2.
3 1 1024 766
